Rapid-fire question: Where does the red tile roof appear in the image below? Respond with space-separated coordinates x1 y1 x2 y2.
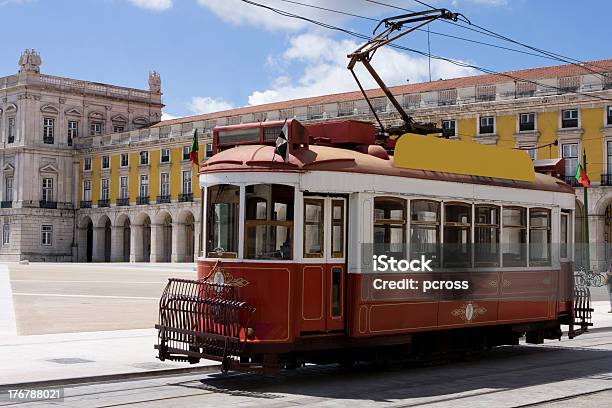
154 58 612 128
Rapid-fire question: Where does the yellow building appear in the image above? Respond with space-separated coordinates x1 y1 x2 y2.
72 58 612 269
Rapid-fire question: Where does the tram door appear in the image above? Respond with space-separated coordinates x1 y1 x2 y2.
302 197 347 332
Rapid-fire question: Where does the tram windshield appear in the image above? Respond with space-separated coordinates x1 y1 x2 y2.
245 184 294 260
206 184 239 258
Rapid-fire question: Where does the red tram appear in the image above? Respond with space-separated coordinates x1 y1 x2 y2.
156 119 592 372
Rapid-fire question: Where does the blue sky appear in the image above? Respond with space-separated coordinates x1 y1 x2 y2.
0 0 609 119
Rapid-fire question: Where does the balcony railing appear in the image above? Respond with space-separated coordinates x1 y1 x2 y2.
137 196 149 205
43 137 54 145
80 200 92 208
157 195 171 204
178 193 193 202
117 198 129 206
0 201 12 208
562 119 579 129
39 200 57 209
565 176 581 187
98 199 110 208
602 174 612 186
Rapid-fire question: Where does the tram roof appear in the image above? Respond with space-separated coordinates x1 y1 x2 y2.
201 144 574 195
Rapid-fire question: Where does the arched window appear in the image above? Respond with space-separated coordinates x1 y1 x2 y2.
374 197 406 257
502 207 527 267
475 205 500 267
410 200 439 266
443 203 472 268
529 208 551 266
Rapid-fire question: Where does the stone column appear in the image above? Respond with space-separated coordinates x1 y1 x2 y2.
589 214 606 272
193 221 201 260
149 223 161 263
110 226 124 262
77 227 87 262
92 226 105 262
171 222 186 263
130 224 144 263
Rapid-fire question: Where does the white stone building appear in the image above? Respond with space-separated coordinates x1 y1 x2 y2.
0 50 163 261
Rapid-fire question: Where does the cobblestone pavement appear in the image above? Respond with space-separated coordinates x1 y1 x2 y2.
2 329 611 408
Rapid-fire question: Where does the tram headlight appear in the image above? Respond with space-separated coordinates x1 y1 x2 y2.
246 327 255 338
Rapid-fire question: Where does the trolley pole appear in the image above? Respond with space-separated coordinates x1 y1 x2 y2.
583 149 590 271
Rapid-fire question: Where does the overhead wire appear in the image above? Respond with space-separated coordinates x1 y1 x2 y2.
237 0 612 104
363 0 610 78
275 0 565 62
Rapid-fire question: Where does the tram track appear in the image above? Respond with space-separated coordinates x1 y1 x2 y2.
3 335 611 407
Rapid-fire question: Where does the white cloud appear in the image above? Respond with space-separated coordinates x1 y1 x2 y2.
161 112 177 121
197 0 509 31
247 33 477 105
127 0 172 11
196 0 389 31
187 96 234 114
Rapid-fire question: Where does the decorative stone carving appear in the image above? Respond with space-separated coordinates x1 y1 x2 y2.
88 111 105 120
111 114 128 124
17 93 40 101
133 116 149 127
149 71 161 94
3 163 15 173
18 49 42 73
5 103 17 114
65 108 83 117
40 104 60 115
39 163 59 173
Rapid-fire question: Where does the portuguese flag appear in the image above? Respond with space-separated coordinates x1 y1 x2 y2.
575 162 590 188
189 129 199 167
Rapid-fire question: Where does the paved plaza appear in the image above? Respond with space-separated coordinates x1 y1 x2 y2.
1 263 195 335
0 262 612 407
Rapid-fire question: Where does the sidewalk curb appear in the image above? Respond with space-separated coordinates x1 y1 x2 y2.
584 325 612 334
0 364 222 391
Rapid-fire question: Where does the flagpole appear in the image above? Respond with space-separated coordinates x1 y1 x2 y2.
583 149 590 271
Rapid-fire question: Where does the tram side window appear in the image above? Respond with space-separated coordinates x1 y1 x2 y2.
475 206 500 267
331 200 345 258
374 197 407 258
502 207 527 267
304 199 324 258
206 185 239 258
529 208 551 266
410 200 440 267
245 184 294 260
560 211 570 259
444 203 472 268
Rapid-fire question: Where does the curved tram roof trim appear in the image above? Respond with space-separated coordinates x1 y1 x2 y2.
200 144 573 196
394 134 536 182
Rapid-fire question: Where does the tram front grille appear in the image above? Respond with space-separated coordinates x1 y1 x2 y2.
155 278 255 363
